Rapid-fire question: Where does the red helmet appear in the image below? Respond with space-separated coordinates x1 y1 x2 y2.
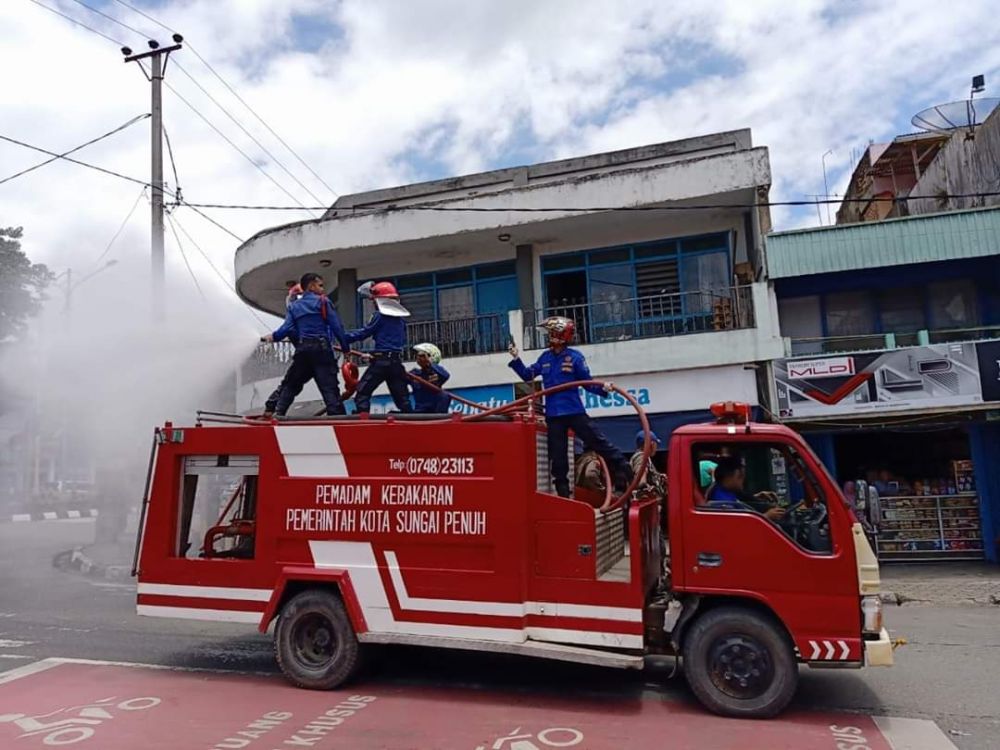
539 316 575 344
371 281 399 299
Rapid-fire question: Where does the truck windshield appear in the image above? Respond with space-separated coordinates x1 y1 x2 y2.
177 455 259 560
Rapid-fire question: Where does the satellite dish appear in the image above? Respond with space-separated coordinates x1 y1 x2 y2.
911 98 999 140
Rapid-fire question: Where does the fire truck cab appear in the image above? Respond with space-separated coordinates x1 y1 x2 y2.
134 406 893 719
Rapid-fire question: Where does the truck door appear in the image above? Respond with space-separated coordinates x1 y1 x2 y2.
674 436 863 661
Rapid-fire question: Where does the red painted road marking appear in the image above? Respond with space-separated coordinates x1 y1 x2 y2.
0 659 928 749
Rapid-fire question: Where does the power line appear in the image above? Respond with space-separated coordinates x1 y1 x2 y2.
66 0 146 38
26 0 126 46
163 80 314 214
0 113 148 186
93 186 148 266
171 211 271 331
163 125 181 197
172 61 327 207
68 0 323 209
111 0 338 199
178 192 1000 212
165 211 206 300
0 132 244 242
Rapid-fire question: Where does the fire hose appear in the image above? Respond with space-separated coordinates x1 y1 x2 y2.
285 356 652 514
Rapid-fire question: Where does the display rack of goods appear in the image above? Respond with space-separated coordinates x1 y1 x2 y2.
877 492 983 561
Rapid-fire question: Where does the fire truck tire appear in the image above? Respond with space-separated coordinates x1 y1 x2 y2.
681 606 797 719
275 589 362 690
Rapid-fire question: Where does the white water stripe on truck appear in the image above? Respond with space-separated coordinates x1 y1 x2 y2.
275 425 348 477
137 583 272 601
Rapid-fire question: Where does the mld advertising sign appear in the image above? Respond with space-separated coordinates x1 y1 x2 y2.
775 341 1000 418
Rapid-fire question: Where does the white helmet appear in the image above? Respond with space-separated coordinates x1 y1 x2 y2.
413 342 442 364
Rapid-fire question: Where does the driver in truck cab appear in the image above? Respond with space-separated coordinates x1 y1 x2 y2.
706 456 786 522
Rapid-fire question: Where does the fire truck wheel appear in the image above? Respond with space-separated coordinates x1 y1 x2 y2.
681 606 797 719
275 589 362 690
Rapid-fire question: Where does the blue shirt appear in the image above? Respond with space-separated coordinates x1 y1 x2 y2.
272 292 349 354
508 347 605 417
346 312 406 352
706 485 752 511
409 364 452 413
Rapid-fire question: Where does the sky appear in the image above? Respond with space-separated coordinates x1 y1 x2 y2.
2 0 1000 321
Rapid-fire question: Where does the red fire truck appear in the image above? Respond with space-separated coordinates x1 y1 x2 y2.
132 401 893 719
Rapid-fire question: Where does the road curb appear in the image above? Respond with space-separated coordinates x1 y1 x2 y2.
52 546 131 582
1 508 99 524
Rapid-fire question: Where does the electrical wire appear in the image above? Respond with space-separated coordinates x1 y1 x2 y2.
0 130 245 243
26 0 126 46
0 113 149 187
66 0 146 38
163 125 181 197
178 192 1000 213
93 186 147 266
111 0 339 199
172 61 327 207
165 211 206 300
171 211 271 331
163 81 314 214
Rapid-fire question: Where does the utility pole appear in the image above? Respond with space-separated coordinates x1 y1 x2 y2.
122 35 183 322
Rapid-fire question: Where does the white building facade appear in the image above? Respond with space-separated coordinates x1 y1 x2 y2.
235 129 784 448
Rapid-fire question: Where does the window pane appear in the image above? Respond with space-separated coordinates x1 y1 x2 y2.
396 273 433 291
634 241 677 260
436 268 473 285
401 289 435 322
636 259 681 318
437 285 474 320
476 260 516 279
681 233 728 254
588 264 635 341
929 280 979 329
825 291 875 336
542 253 583 271
589 248 630 265
779 296 823 355
681 251 729 314
879 287 925 333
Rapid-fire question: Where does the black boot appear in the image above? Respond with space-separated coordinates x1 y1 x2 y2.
554 480 571 498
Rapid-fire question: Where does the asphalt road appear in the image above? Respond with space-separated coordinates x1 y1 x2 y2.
1 520 998 749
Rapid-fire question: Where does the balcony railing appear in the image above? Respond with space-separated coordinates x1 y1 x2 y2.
406 312 510 358
241 312 511 383
524 285 755 349
789 324 1000 356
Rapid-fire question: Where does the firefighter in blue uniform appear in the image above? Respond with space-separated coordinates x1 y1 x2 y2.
346 281 413 413
261 272 350 416
508 316 631 498
262 282 303 417
409 343 452 414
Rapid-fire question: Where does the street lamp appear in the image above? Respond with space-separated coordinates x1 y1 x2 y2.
55 260 119 314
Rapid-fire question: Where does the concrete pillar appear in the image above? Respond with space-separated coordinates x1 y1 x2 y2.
515 244 535 313
337 267 357 328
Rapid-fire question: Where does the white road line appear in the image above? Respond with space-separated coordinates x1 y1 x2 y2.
0 658 62 685
0 640 33 648
0 655 32 660
42 512 58 520
873 716 959 750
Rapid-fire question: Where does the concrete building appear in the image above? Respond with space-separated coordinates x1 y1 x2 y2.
767 206 1000 563
236 129 784 447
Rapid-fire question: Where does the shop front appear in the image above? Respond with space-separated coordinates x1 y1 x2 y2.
774 341 1000 563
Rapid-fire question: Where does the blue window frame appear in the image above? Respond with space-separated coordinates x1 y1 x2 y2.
356 261 518 356
540 232 733 343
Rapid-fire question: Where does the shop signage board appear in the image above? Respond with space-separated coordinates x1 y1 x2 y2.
775 340 1000 419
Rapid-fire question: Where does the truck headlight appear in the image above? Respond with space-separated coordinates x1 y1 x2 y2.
861 595 883 635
